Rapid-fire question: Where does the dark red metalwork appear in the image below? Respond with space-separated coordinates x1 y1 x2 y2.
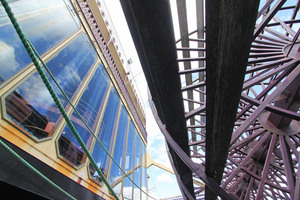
119 0 300 198
221 1 300 198
174 0 300 199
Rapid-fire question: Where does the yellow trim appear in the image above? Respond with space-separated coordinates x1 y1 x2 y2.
0 0 149 199
120 116 130 196
0 2 117 199
86 84 112 186
0 28 82 96
106 103 122 182
0 119 113 198
89 83 112 152
72 0 147 145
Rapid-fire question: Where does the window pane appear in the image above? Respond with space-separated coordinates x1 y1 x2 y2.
141 143 147 200
90 87 120 181
58 65 110 166
4 34 95 140
5 89 59 139
125 121 135 172
122 121 135 199
0 0 80 84
135 133 142 166
46 33 97 105
134 133 142 200
133 167 141 200
109 106 129 187
123 174 133 200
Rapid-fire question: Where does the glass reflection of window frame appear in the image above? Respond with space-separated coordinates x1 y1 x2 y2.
0 0 84 141
86 84 112 184
56 64 110 168
108 105 130 195
122 121 136 199
0 0 81 88
1 82 59 141
141 142 147 200
1 32 97 143
88 86 121 184
133 132 142 200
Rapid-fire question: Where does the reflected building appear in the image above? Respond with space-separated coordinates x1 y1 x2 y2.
0 0 148 199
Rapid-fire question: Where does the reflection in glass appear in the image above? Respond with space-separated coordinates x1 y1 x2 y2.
59 65 110 166
109 106 129 194
141 144 147 200
135 133 142 166
5 75 60 139
123 174 133 200
122 121 135 199
90 88 120 181
4 33 96 140
134 133 142 200
133 167 141 200
46 33 97 105
141 166 147 200
0 0 80 84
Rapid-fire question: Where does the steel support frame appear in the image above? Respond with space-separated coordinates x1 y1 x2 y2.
222 1 300 198
172 0 300 199
119 0 300 199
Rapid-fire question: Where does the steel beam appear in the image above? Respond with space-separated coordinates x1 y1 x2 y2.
205 0 260 199
119 0 195 198
231 64 300 144
254 0 287 38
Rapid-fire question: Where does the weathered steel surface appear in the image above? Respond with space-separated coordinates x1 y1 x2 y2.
205 1 260 199
119 0 195 198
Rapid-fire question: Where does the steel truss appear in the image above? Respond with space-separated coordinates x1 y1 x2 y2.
173 0 300 199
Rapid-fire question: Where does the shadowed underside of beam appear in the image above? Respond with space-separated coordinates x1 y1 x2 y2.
205 1 259 199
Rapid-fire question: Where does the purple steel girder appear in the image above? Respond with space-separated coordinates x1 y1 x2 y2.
222 1 300 196
119 0 300 198
172 0 300 199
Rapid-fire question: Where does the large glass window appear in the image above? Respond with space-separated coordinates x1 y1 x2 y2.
58 65 110 166
109 106 129 193
90 87 120 182
123 121 135 199
46 34 97 105
141 143 147 200
4 34 96 140
0 0 80 84
133 133 142 200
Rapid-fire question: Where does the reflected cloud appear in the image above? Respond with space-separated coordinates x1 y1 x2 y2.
16 74 55 108
122 186 147 200
0 41 19 79
112 175 122 183
61 63 81 85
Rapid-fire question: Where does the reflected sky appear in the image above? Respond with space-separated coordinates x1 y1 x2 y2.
109 106 129 184
123 174 134 199
8 33 96 139
46 33 97 104
62 65 110 147
0 0 79 83
125 121 136 173
92 87 120 171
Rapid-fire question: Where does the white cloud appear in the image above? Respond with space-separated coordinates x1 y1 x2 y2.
57 62 81 88
17 74 55 107
112 175 122 183
156 173 173 183
0 41 19 79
